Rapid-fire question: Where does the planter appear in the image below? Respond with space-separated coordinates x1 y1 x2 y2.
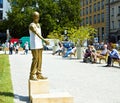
52 46 58 53
76 46 86 59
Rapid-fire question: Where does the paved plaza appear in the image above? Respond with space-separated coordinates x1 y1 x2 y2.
9 51 120 103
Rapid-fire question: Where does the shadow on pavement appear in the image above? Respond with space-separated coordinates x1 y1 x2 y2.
0 92 30 103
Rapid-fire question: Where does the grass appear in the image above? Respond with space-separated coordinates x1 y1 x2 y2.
0 54 14 103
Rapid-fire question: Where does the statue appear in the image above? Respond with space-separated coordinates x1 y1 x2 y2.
29 11 49 80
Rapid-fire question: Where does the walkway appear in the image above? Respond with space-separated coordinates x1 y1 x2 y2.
9 51 120 103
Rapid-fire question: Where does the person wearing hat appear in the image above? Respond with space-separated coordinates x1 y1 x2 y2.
29 11 49 80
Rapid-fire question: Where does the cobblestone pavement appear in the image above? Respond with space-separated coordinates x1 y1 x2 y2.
9 51 120 103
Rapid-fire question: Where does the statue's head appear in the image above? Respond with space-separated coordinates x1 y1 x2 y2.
33 11 40 23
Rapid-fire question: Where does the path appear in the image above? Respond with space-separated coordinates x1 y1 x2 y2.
9 51 120 103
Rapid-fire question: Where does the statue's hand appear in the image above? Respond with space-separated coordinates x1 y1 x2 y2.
44 40 50 45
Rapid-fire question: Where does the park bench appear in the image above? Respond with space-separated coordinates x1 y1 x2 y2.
69 49 77 58
96 51 108 63
111 58 120 67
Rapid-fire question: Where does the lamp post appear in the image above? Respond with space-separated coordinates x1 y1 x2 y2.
108 0 110 42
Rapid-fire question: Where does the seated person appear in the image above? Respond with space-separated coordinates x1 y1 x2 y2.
96 44 108 57
90 45 97 63
83 45 92 63
63 46 76 57
84 45 91 58
52 42 65 55
105 44 120 67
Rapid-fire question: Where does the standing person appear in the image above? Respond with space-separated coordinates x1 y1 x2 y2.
15 43 20 54
9 42 13 55
29 11 49 80
24 42 29 55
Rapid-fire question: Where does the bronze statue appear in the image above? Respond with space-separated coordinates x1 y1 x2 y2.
29 11 49 80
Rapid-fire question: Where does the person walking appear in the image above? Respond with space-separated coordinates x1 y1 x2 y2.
9 42 13 55
29 11 49 80
24 42 29 55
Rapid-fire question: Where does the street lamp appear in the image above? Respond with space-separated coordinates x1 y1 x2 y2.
108 0 110 41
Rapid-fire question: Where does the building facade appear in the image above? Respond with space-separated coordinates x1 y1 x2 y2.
0 0 10 20
109 0 120 43
80 0 107 43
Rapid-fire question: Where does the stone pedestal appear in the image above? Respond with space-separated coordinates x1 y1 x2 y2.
31 92 73 103
29 79 74 103
29 79 49 97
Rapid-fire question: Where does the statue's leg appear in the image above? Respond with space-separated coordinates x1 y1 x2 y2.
36 49 47 79
29 49 38 80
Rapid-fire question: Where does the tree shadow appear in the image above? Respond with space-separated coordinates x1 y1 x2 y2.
0 92 30 103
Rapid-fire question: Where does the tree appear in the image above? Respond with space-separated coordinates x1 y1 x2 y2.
6 0 81 38
67 25 97 46
47 27 64 41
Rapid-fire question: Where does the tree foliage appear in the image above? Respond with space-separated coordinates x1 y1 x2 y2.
2 0 81 38
67 25 97 46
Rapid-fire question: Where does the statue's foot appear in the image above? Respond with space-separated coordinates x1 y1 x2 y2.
29 75 38 80
37 74 48 79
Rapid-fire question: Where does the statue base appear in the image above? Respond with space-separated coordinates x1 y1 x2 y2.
31 91 73 103
29 79 49 99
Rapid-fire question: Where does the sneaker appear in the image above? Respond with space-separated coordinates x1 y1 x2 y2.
37 74 48 79
29 74 38 80
104 65 111 67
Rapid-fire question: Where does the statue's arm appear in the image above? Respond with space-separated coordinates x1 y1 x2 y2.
29 24 45 42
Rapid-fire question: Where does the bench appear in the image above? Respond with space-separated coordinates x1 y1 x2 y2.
97 52 108 64
112 58 120 67
69 50 77 58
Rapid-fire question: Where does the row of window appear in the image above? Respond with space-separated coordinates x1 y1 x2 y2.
111 6 120 16
81 1 105 16
81 13 104 25
81 0 104 7
111 20 120 29
81 0 102 6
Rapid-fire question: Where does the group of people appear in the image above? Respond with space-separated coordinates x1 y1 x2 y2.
2 41 29 55
83 43 120 67
52 41 77 58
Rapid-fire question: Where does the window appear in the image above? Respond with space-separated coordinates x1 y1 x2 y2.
83 0 85 6
101 27 104 40
86 7 88 15
80 10 83 16
101 13 104 22
97 14 100 23
94 3 96 12
86 17 88 24
83 8 85 16
94 15 96 24
82 18 85 25
118 6 120 14
97 2 100 11
118 20 120 28
80 1 83 7
0 0 3 8
112 21 114 29
111 0 114 3
86 0 88 5
0 10 3 20
111 8 114 16
89 5 92 13
89 0 92 3
101 0 104 9
89 16 92 24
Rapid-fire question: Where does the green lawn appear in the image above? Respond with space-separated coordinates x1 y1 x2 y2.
0 54 14 103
